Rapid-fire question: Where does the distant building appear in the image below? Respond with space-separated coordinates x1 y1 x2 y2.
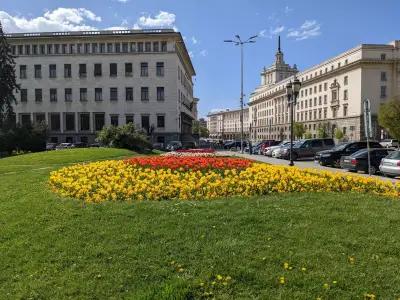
207 107 249 140
7 29 197 144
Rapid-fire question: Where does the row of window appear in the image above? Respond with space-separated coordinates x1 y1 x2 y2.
20 112 166 132
19 62 165 79
12 41 168 56
19 87 165 102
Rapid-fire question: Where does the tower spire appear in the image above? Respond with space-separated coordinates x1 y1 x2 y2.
278 35 281 52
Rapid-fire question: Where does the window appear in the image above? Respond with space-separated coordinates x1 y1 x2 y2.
32 45 38 55
381 53 386 60
107 43 113 53
161 41 167 52
79 64 87 78
62 44 67 54
94 113 105 131
65 88 72 102
64 64 72 78
126 87 133 101
92 43 98 53
110 115 119 127
157 87 165 101
381 71 387 81
126 115 134 124
65 113 75 131
69 44 75 54
50 113 60 131
110 88 118 101
110 63 117 77
34 65 42 78
100 43 105 53
380 86 387 98
141 115 150 131
140 63 148 77
54 44 60 54
125 63 133 76
84 43 90 53
95 88 103 101
47 44 53 54
324 82 328 91
20 89 28 102
138 42 145 52
156 62 164 77
122 43 128 53
344 76 348 85
94 64 102 77
40 45 45 55
332 108 337 118
141 87 149 101
344 90 349 100
77 44 82 54
80 88 87 102
145 42 151 52
35 89 42 102
332 90 338 101
80 113 90 131
50 88 57 102
343 105 348 117
130 42 136 52
324 107 328 119
25 45 31 55
324 95 327 104
319 96 322 105
49 64 57 78
157 115 165 128
153 41 159 52
20 65 27 79
21 114 31 126
115 43 121 53
345 59 348 65
319 84 322 92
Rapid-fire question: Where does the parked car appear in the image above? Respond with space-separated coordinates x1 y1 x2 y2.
282 138 335 160
245 141 262 154
380 139 399 148
264 141 290 156
259 140 281 154
224 141 247 150
166 141 182 151
89 142 101 147
73 142 87 148
379 150 400 178
315 141 382 167
55 143 75 150
340 148 393 174
46 143 57 151
272 142 297 158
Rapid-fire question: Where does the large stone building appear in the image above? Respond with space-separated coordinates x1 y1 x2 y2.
249 38 400 141
6 29 197 144
207 107 249 140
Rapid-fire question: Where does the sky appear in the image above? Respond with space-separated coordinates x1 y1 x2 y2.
1 0 400 117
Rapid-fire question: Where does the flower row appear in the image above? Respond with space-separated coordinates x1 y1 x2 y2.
175 149 215 153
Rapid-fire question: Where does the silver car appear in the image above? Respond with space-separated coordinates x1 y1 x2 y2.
264 141 290 156
379 150 400 178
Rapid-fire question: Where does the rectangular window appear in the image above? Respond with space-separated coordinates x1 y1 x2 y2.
35 89 42 102
80 88 87 102
40 45 45 55
130 42 136 52
141 115 150 131
115 43 121 53
157 87 165 101
80 113 90 131
64 64 72 78
25 45 30 55
140 63 148 77
110 115 119 127
50 113 60 131
50 88 57 102
125 63 133 76
122 43 128 53
32 45 38 55
332 90 338 101
20 89 28 102
92 43 98 53
153 41 159 52
157 115 165 128
380 86 387 98
324 95 327 104
62 44 67 54
161 41 167 52
84 43 90 54
77 44 82 54
126 87 133 101
381 53 386 60
79 64 87 78
145 42 151 52
110 88 118 101
49 64 57 78
21 114 31 126
94 63 102 77
107 43 113 53
319 96 322 105
20 65 27 79
35 113 45 124
110 63 117 77
100 43 105 53
343 105 348 117
94 113 105 131
95 88 103 101
138 42 144 52
324 82 328 91
34 65 42 78
381 71 387 81
344 76 348 85
65 113 75 131
324 108 328 119
65 88 72 102
156 62 164 77
343 90 348 100
141 87 149 101
54 44 60 54
126 115 134 124
47 44 53 54
69 44 75 54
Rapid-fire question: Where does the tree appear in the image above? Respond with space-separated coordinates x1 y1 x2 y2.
192 120 209 138
304 131 312 139
378 99 400 141
0 21 19 127
317 123 330 138
334 128 345 141
293 122 306 139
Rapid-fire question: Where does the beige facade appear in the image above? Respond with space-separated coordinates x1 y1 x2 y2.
207 108 249 139
249 39 400 141
7 29 196 144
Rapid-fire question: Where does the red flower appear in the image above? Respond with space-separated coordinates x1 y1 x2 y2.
175 149 215 153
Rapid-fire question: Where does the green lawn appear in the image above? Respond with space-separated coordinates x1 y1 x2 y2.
1 149 400 299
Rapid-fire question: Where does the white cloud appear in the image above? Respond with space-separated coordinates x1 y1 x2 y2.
199 49 208 57
188 51 194 58
259 29 267 37
270 26 285 35
135 11 176 29
116 0 129 3
191 36 198 45
0 8 101 33
287 20 321 41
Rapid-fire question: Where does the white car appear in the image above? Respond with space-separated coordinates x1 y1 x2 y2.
380 139 399 148
379 150 400 178
264 141 290 156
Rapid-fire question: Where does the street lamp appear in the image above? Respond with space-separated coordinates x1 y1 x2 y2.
286 77 301 166
224 34 257 153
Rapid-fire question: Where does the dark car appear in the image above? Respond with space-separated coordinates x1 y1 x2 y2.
73 142 87 148
282 138 335 160
315 141 383 167
46 143 57 151
340 148 393 174
224 141 247 150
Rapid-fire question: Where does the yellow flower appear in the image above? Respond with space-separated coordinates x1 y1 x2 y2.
301 267 307 272
283 262 289 270
279 276 285 285
323 283 329 289
216 274 223 280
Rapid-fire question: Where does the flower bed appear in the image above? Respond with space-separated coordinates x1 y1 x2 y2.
49 156 400 203
175 148 215 153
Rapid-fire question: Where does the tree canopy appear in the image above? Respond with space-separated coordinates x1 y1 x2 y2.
378 99 400 141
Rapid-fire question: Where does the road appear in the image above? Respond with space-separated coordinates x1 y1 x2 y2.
218 150 399 183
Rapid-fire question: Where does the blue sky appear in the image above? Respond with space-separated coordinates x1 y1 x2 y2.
1 0 400 117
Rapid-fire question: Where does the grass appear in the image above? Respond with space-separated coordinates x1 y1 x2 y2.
1 149 400 299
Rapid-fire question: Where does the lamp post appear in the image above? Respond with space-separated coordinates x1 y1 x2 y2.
286 77 301 166
224 34 257 153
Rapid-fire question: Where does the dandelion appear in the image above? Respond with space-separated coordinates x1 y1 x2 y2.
323 283 329 289
283 262 289 270
216 274 223 280
279 276 285 285
301 267 307 272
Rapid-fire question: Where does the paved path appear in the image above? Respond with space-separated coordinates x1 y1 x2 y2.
219 151 399 183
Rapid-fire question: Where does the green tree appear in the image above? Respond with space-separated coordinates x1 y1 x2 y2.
317 123 330 138
0 21 19 127
334 128 345 141
192 120 209 138
293 122 306 139
304 131 312 139
378 99 400 141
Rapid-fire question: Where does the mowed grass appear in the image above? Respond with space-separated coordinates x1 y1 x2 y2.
1 149 400 299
